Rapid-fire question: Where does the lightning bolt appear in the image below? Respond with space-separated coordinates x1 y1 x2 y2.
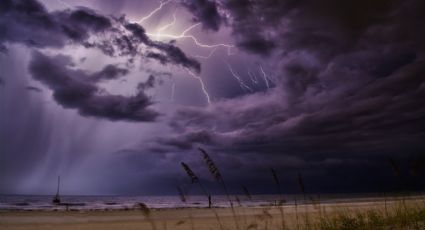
225 61 253 92
135 1 239 105
138 0 172 24
146 23 234 54
187 70 211 105
155 10 177 40
193 47 218 59
259 65 270 89
247 69 259 85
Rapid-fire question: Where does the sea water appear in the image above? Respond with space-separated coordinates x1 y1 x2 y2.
0 193 397 211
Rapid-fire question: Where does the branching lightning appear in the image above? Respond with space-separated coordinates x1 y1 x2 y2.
138 0 171 24
146 23 234 55
155 10 177 40
187 70 211 105
259 65 270 89
194 47 218 59
247 69 259 85
225 61 253 92
135 1 239 105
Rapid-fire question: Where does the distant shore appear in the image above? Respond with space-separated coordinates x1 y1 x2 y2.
1 196 424 230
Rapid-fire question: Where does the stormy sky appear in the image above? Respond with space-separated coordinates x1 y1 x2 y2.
1 0 425 196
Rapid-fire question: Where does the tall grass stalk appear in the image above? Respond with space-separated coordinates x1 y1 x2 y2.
241 185 254 229
295 196 299 230
270 167 287 230
199 147 240 230
180 162 225 230
176 186 194 230
199 148 232 205
242 185 252 201
388 157 408 212
138 202 157 230
298 173 310 230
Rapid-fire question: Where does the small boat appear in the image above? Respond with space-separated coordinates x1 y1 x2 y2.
52 176 61 204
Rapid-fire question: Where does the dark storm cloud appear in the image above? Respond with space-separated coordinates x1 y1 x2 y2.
26 86 42 92
0 0 202 124
90 64 129 82
146 52 169 65
2 0 425 195
0 0 201 72
150 0 425 192
84 20 201 73
0 44 7 53
181 0 222 31
123 22 150 44
122 21 201 71
29 51 159 122
223 0 425 57
54 7 112 46
0 0 111 48
149 41 201 73
236 37 276 56
156 64 425 191
156 130 214 150
137 75 155 91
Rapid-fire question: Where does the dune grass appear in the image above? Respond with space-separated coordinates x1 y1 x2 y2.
136 198 425 230
173 149 425 230
317 200 425 230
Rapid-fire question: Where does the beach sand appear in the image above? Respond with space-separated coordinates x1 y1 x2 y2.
0 198 423 230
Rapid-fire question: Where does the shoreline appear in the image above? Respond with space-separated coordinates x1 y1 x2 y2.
0 197 424 229
1 194 423 212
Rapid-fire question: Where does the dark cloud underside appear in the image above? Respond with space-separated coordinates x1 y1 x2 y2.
0 0 201 73
181 0 222 31
29 51 159 122
0 0 202 122
153 0 425 192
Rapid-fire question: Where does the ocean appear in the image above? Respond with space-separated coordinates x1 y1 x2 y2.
0 193 397 211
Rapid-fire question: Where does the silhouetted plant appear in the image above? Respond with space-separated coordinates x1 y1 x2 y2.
270 167 287 230
180 161 225 230
198 147 240 230
137 202 157 230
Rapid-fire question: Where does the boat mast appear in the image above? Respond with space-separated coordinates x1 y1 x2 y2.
53 176 61 204
56 176 60 196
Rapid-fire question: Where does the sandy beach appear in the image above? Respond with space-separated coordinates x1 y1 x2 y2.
1 197 424 230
